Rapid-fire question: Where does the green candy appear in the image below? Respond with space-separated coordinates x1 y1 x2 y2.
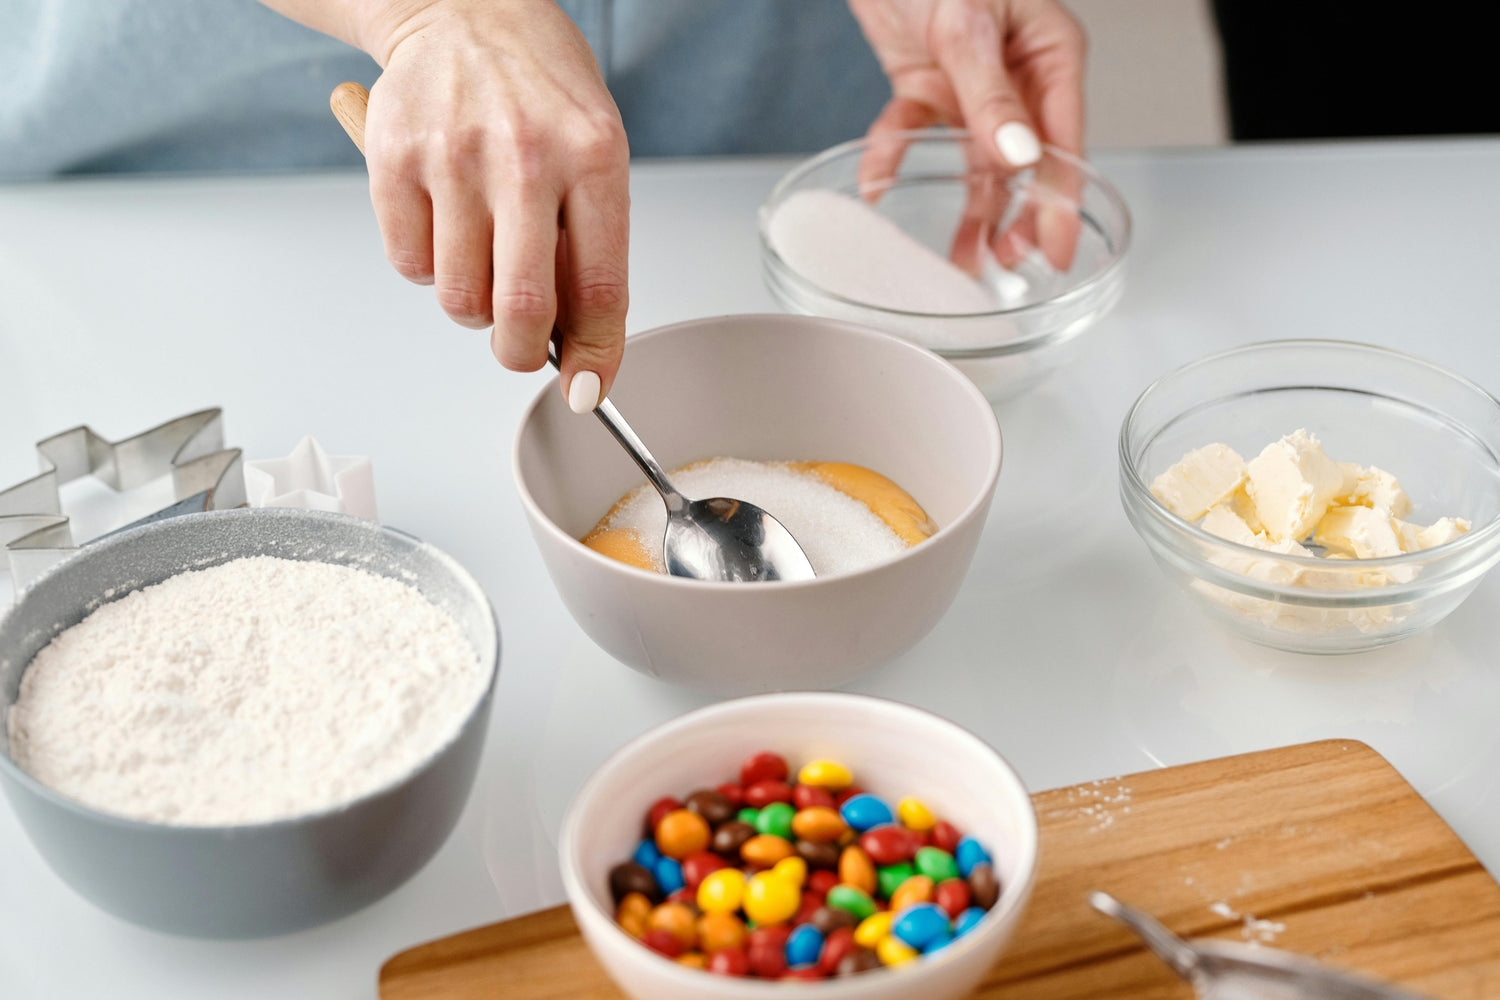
826 884 877 921
737 807 760 826
914 846 960 883
755 802 795 840
876 861 915 899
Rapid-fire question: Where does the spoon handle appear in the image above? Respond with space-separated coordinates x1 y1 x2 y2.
545 344 686 512
1089 892 1202 980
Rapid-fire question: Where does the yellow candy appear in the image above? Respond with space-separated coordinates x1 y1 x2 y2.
798 759 853 788
771 856 807 887
877 935 919 966
853 912 894 949
696 869 746 915
897 797 936 831
743 871 801 926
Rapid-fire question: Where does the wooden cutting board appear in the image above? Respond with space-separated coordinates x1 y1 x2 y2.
379 740 1500 999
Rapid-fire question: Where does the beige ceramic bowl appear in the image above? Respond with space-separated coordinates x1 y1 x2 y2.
513 315 1001 693
559 693 1039 1000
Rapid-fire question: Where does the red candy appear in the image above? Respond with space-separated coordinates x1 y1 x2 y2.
818 927 855 975
666 887 696 906
808 870 839 897
717 782 745 807
792 784 836 811
740 752 789 787
931 819 963 854
833 785 865 806
935 878 972 919
646 796 683 835
643 927 684 958
744 780 793 809
784 967 825 980
748 943 787 978
681 851 728 889
747 924 791 952
709 947 749 977
860 825 917 866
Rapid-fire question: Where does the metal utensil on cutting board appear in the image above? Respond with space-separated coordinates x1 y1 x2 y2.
329 83 816 582
1090 892 1434 1000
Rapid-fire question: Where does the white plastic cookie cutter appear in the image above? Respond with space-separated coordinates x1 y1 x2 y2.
243 437 378 521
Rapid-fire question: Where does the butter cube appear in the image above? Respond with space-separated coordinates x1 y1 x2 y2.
1395 516 1472 551
1151 444 1247 521
1314 505 1407 559
1335 462 1412 518
1200 502 1261 546
1245 430 1345 543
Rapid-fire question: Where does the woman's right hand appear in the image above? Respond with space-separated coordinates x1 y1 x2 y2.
358 0 630 412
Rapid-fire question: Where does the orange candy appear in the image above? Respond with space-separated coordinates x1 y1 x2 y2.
890 874 935 912
677 952 707 969
741 833 797 867
616 892 652 939
791 806 847 842
697 911 747 954
648 902 698 949
655 809 710 860
838 845 877 895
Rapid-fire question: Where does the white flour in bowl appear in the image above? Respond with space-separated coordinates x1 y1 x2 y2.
7 556 486 826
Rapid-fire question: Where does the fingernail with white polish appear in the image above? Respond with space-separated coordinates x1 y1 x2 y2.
567 370 602 414
994 122 1041 167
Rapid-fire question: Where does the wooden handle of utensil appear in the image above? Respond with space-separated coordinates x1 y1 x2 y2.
330 82 371 155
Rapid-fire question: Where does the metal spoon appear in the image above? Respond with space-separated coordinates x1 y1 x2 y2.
1089 892 1432 1000
547 346 815 583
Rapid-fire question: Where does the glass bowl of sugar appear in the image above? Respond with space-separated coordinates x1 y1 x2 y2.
759 128 1131 402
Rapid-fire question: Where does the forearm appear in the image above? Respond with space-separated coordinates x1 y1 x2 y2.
255 0 437 65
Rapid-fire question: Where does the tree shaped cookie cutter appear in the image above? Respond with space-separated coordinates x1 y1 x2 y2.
0 409 244 592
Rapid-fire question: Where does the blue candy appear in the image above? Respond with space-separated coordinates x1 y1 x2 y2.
954 836 992 878
632 838 662 870
892 902 950 949
922 929 954 954
953 907 986 938
839 793 895 832
785 924 824 967
653 856 684 896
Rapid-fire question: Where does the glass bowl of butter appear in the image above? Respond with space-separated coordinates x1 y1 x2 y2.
1120 340 1500 654
759 128 1131 403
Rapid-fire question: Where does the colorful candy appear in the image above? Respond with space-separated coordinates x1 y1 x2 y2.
607 751 1002 980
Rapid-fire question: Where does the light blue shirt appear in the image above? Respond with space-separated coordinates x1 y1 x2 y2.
0 0 888 177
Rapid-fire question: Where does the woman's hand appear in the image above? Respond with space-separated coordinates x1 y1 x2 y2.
270 0 630 412
848 0 1087 269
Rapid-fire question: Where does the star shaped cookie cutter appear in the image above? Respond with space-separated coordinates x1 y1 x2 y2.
0 409 244 593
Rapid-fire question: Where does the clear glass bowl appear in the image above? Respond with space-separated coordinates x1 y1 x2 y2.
1120 340 1500 654
759 128 1131 402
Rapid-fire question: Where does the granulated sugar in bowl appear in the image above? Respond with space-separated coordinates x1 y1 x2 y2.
8 554 487 826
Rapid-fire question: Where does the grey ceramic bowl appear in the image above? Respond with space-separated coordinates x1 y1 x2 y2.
513 314 1002 693
0 508 499 938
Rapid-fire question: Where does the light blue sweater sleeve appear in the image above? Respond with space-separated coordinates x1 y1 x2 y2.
0 0 887 177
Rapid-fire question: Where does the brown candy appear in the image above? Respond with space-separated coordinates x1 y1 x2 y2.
609 861 660 903
968 862 1001 910
711 820 756 858
836 946 882 976
684 788 736 828
796 839 841 870
810 906 856 937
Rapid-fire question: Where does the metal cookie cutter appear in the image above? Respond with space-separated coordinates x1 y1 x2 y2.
0 409 244 592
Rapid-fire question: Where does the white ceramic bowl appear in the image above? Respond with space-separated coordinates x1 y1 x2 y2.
513 315 1002 694
760 129 1131 402
559 692 1039 1000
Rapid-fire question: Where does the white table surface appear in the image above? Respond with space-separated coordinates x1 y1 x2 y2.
2 140 1498 998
